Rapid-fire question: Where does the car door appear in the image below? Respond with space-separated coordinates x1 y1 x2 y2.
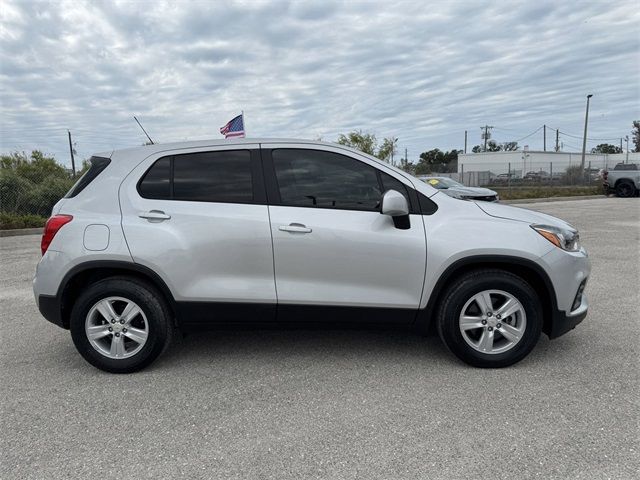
119 145 276 325
263 144 427 323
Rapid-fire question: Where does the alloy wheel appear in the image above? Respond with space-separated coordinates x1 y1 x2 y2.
85 296 149 359
458 289 527 354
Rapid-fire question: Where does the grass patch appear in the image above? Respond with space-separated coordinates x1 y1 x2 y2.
0 213 47 230
492 185 603 200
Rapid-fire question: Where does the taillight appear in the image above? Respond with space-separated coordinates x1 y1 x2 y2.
41 215 73 255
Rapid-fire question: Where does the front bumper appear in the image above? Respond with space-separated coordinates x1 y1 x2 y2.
538 246 590 339
548 290 588 339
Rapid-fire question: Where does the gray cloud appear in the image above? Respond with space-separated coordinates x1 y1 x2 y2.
1 0 638 164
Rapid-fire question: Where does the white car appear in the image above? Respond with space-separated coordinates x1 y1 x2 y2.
419 176 499 202
34 139 590 372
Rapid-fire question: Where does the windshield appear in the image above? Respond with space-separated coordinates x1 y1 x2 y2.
423 177 462 189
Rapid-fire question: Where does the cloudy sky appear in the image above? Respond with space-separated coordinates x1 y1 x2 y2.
1 0 638 166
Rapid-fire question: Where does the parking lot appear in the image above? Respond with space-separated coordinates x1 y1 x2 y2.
0 197 638 479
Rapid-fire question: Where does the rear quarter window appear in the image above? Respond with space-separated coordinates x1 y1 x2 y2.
64 156 111 198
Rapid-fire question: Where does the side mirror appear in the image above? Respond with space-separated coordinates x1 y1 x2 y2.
381 190 410 229
381 189 409 216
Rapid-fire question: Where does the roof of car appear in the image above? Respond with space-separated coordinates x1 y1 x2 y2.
98 138 350 158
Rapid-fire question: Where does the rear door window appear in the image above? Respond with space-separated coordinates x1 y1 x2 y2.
138 157 171 199
137 150 254 203
173 150 252 203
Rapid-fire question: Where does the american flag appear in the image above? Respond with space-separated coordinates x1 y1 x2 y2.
219 114 245 138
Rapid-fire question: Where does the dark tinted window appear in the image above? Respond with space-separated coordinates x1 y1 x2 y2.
65 156 111 198
173 150 252 203
137 150 253 203
273 149 381 211
138 157 171 199
380 171 411 205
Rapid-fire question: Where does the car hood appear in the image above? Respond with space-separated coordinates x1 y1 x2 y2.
475 201 573 229
446 186 497 197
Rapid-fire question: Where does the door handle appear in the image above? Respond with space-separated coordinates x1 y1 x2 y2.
139 210 171 221
279 223 312 233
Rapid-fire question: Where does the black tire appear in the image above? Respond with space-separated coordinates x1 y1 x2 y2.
615 180 636 198
70 277 173 373
436 269 542 368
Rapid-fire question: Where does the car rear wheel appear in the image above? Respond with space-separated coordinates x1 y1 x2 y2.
615 180 636 198
437 269 542 368
70 277 173 373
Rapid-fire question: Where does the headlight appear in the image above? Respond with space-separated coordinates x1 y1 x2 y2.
531 224 581 251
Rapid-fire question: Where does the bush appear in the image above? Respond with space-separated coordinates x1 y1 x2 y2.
24 177 74 216
0 213 47 229
0 150 75 219
564 165 585 185
0 170 33 213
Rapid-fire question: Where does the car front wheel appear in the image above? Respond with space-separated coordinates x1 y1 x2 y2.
70 277 173 373
437 269 542 368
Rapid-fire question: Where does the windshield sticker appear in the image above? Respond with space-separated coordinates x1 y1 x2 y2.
427 179 440 185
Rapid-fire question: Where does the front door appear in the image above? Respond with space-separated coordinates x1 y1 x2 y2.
264 145 427 322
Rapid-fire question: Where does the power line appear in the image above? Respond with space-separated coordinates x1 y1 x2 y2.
512 126 544 143
558 130 621 142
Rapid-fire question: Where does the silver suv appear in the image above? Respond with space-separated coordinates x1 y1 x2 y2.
33 139 590 372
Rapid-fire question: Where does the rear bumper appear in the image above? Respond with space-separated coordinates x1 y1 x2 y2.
37 294 66 329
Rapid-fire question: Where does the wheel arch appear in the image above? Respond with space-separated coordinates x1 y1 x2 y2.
57 261 177 329
417 255 558 337
613 177 634 187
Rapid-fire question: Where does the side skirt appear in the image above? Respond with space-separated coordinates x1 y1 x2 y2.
175 301 418 331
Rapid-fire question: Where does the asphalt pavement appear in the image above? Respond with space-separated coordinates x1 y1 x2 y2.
1 197 638 479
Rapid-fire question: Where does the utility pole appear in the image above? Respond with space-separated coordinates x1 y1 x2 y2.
626 135 629 163
67 130 76 177
405 147 408 164
481 125 493 151
620 138 623 152
464 130 467 154
580 94 593 175
555 129 559 152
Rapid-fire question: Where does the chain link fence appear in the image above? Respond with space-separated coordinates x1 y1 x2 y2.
1 152 79 228
449 160 604 187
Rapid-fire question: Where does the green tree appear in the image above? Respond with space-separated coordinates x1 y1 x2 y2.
0 150 75 217
470 141 518 152
486 140 502 152
1 150 69 183
591 143 622 154
415 149 460 175
336 130 398 162
377 137 398 163
632 120 640 152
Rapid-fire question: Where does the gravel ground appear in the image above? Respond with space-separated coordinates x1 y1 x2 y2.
1 197 638 479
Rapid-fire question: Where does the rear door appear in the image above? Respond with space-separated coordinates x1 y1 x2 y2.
119 145 276 324
263 144 427 322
